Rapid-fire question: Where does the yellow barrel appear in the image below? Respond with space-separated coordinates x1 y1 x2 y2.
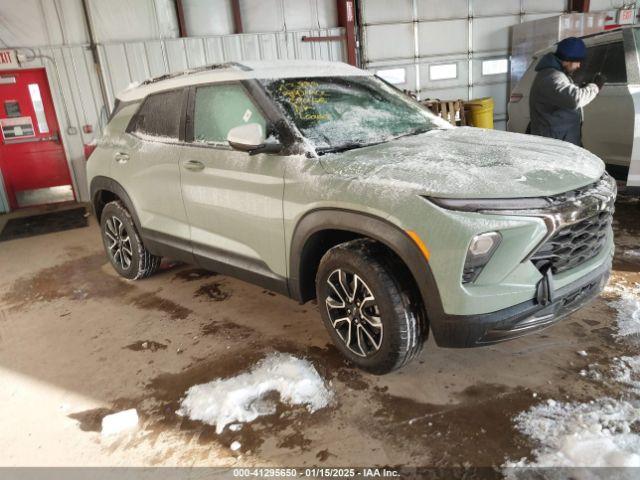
464 97 494 129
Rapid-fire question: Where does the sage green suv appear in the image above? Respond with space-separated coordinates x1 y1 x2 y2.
88 61 616 373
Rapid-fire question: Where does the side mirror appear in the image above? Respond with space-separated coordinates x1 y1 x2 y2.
227 123 282 155
227 123 266 152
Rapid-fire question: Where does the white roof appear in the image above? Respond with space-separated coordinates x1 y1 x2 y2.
117 60 371 102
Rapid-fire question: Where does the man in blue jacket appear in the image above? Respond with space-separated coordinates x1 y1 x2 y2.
529 37 605 146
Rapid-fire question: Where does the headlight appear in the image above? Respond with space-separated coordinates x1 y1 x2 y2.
463 232 502 283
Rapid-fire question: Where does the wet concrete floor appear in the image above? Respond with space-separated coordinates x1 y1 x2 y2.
0 198 638 468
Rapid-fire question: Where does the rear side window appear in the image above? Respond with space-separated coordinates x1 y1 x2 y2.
193 84 266 144
574 42 627 85
131 89 184 139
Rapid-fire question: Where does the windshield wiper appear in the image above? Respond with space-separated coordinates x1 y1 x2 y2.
316 141 380 155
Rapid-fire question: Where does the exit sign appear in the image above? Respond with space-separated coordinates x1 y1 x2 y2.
618 8 635 25
0 50 19 70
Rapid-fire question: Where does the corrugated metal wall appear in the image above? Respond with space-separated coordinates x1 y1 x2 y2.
97 28 346 109
360 0 569 130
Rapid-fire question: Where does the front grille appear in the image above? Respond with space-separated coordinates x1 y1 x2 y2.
531 210 612 274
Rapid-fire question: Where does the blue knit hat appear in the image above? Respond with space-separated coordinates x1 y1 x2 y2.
556 37 587 62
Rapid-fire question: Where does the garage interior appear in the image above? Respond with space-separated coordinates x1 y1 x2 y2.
1 0 640 474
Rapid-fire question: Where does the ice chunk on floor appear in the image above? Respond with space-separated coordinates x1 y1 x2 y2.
101 409 138 436
607 283 640 338
506 398 640 467
176 353 332 434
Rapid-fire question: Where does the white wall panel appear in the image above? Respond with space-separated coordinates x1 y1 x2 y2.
362 0 413 24
418 20 468 56
283 0 339 30
183 0 234 36
417 0 468 20
0 0 88 47
241 0 338 33
473 0 520 17
522 0 567 14
87 0 179 42
473 15 520 52
364 24 414 61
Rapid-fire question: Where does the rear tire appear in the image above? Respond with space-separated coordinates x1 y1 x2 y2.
316 239 426 374
100 201 161 280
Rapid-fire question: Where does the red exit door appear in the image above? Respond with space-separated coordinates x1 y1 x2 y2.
0 68 74 210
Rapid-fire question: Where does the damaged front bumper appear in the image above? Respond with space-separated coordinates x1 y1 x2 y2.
431 259 612 348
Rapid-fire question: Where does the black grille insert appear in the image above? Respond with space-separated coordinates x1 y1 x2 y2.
531 211 612 274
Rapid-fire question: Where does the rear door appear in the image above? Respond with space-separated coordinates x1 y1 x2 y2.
179 82 287 292
112 88 192 257
0 68 74 209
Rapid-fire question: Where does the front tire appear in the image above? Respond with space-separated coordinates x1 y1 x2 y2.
316 239 426 374
100 201 161 280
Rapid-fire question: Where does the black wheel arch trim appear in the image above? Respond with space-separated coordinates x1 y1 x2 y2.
90 176 143 232
288 208 447 326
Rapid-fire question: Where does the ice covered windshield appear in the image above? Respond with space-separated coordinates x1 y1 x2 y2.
260 76 448 154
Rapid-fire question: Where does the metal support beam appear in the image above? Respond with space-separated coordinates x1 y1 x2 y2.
569 0 590 12
81 0 110 113
337 0 357 66
175 0 188 37
231 0 243 34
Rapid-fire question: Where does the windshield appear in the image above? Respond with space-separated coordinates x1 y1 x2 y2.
260 76 449 154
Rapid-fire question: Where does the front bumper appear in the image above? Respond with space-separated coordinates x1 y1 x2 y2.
430 259 611 348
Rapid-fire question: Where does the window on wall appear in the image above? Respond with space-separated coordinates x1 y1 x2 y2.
429 63 457 81
193 84 266 144
376 68 406 85
573 42 627 85
132 89 184 139
481 58 509 76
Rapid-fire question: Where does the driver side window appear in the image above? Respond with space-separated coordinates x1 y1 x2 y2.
193 84 267 145
574 41 627 85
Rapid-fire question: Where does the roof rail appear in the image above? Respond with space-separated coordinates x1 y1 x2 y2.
140 62 252 86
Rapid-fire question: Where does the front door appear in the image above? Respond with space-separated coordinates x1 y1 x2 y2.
180 82 287 292
578 40 633 173
0 68 74 209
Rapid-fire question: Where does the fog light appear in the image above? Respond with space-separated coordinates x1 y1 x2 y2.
462 232 502 283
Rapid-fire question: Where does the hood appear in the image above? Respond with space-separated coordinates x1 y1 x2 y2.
319 127 605 199
535 52 563 72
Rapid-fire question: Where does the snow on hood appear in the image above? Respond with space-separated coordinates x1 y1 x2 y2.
320 127 604 199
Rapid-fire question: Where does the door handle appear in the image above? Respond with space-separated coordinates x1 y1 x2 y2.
183 160 205 172
114 152 129 164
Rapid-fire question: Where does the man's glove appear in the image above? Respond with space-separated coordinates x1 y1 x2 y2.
593 73 607 90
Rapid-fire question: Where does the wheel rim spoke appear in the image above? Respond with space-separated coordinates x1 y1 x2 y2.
104 216 132 270
325 268 383 358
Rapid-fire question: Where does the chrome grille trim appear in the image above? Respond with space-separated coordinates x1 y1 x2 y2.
480 173 617 269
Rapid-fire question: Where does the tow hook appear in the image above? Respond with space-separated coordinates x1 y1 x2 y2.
536 266 555 306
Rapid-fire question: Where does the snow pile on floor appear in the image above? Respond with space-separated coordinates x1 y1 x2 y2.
606 282 640 338
507 399 640 467
176 353 332 434
612 356 640 393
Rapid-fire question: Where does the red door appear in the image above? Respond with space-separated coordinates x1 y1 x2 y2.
0 68 74 209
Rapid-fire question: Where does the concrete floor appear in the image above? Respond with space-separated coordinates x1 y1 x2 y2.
0 197 638 468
